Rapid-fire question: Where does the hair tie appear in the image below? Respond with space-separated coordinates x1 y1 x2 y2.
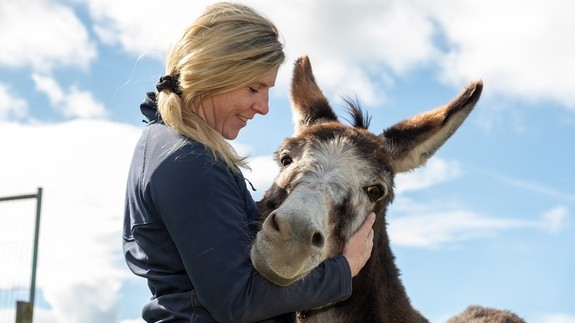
156 75 182 96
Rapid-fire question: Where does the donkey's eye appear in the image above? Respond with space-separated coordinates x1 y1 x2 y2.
363 185 387 202
280 154 293 167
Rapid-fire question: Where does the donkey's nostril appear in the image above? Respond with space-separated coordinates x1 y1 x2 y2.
270 213 280 232
311 232 324 248
265 212 280 232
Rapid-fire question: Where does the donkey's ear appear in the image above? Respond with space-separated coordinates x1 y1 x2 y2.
379 80 483 173
290 56 338 136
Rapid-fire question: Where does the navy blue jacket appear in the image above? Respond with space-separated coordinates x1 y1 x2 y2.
123 93 352 322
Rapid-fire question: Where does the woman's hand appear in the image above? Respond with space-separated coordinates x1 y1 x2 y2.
342 212 376 277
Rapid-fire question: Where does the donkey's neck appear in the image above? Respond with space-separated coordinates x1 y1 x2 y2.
300 222 429 323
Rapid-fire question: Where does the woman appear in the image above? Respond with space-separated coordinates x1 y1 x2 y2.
123 2 375 322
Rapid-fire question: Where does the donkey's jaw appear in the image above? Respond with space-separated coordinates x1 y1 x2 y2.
250 238 312 286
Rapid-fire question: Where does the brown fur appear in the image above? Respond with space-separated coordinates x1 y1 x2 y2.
447 306 526 323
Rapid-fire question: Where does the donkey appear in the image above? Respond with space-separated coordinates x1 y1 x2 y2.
251 56 524 323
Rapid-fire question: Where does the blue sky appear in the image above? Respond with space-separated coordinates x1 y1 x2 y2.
0 0 574 322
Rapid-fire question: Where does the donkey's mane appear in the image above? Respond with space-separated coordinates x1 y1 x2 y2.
342 96 371 130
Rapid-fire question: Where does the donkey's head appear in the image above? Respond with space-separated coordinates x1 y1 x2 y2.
251 56 482 286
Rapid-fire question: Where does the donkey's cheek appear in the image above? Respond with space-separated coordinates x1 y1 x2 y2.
326 237 345 258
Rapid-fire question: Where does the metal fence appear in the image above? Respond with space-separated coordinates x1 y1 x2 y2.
0 188 43 323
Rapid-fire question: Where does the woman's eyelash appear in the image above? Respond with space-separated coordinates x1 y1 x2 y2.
248 87 259 94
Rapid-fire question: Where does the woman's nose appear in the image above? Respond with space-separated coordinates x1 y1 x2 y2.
253 94 269 115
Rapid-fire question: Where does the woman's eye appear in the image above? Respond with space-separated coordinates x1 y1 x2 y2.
280 155 293 167
248 87 259 94
363 185 386 202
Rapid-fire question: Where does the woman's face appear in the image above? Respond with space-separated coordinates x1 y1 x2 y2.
196 67 279 140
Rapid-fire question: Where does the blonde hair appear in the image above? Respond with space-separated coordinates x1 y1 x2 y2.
157 2 285 171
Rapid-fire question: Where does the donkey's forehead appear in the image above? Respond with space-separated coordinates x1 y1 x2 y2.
289 124 388 160
279 125 393 181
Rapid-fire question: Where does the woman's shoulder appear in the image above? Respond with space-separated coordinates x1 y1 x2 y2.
146 124 213 160
136 124 220 175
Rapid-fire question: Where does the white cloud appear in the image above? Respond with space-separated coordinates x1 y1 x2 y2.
540 205 569 233
31 73 107 119
0 120 142 322
388 210 528 248
31 74 65 104
389 202 569 248
244 155 278 197
535 313 575 323
0 309 17 323
81 0 575 111
485 170 575 203
0 83 28 120
87 0 212 58
426 0 575 109
395 158 462 193
119 319 145 323
0 0 96 72
63 86 108 118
